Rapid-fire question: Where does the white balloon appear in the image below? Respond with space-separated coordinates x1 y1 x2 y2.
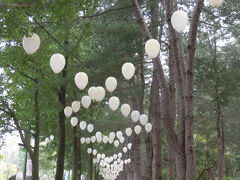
145 39 160 58
80 137 85 144
81 96 91 109
95 132 102 139
140 114 148 126
86 137 91 144
72 101 81 113
116 131 123 139
113 154 118 159
120 104 131 117
101 154 106 159
121 62 135 80
22 33 40 54
103 136 109 144
125 128 132 137
95 131 102 138
94 86 105 102
75 72 88 90
97 154 102 159
109 96 120 111
108 138 114 144
50 54 66 74
114 140 120 147
134 125 142 134
119 137 124 144
79 121 87 130
128 159 131 163
91 136 96 143
109 132 115 139
105 77 117 93
87 124 94 133
64 106 72 117
88 87 96 100
127 143 132 150
171 11 189 33
131 110 140 122
208 0 223 8
145 123 153 133
93 149 97 156
97 136 102 143
87 148 92 154
118 153 122 158
70 117 78 127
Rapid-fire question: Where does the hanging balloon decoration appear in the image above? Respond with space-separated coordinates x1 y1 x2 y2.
79 121 87 130
75 72 88 90
134 125 142 134
94 86 105 102
80 137 86 144
145 39 160 58
140 114 148 126
120 104 131 117
121 62 135 80
108 138 114 144
96 132 102 139
109 132 115 140
171 11 189 33
91 136 96 143
22 33 40 54
70 117 78 127
64 106 72 117
119 137 125 144
105 77 117 93
87 148 92 154
72 101 81 113
87 124 94 133
116 131 123 139
125 128 132 137
86 137 91 144
97 136 102 143
127 143 132 150
88 87 96 100
93 149 97 156
50 54 66 74
118 153 122 158
81 96 91 109
123 147 127 153
103 136 109 144
145 122 153 133
208 0 223 8
131 110 140 122
109 96 120 111
114 140 120 147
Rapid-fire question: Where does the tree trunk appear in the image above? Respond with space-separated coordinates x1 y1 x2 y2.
152 72 162 180
72 126 81 180
32 82 40 180
88 152 93 180
168 42 176 180
217 102 225 180
55 58 67 180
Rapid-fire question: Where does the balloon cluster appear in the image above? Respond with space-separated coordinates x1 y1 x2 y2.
93 143 132 180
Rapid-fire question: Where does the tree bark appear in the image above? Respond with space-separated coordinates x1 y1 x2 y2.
55 57 67 180
88 149 93 180
72 126 81 180
216 102 225 180
32 85 40 180
152 72 162 180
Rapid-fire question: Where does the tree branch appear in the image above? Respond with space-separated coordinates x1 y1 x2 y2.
78 5 131 19
129 0 179 154
0 100 34 157
24 11 91 71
